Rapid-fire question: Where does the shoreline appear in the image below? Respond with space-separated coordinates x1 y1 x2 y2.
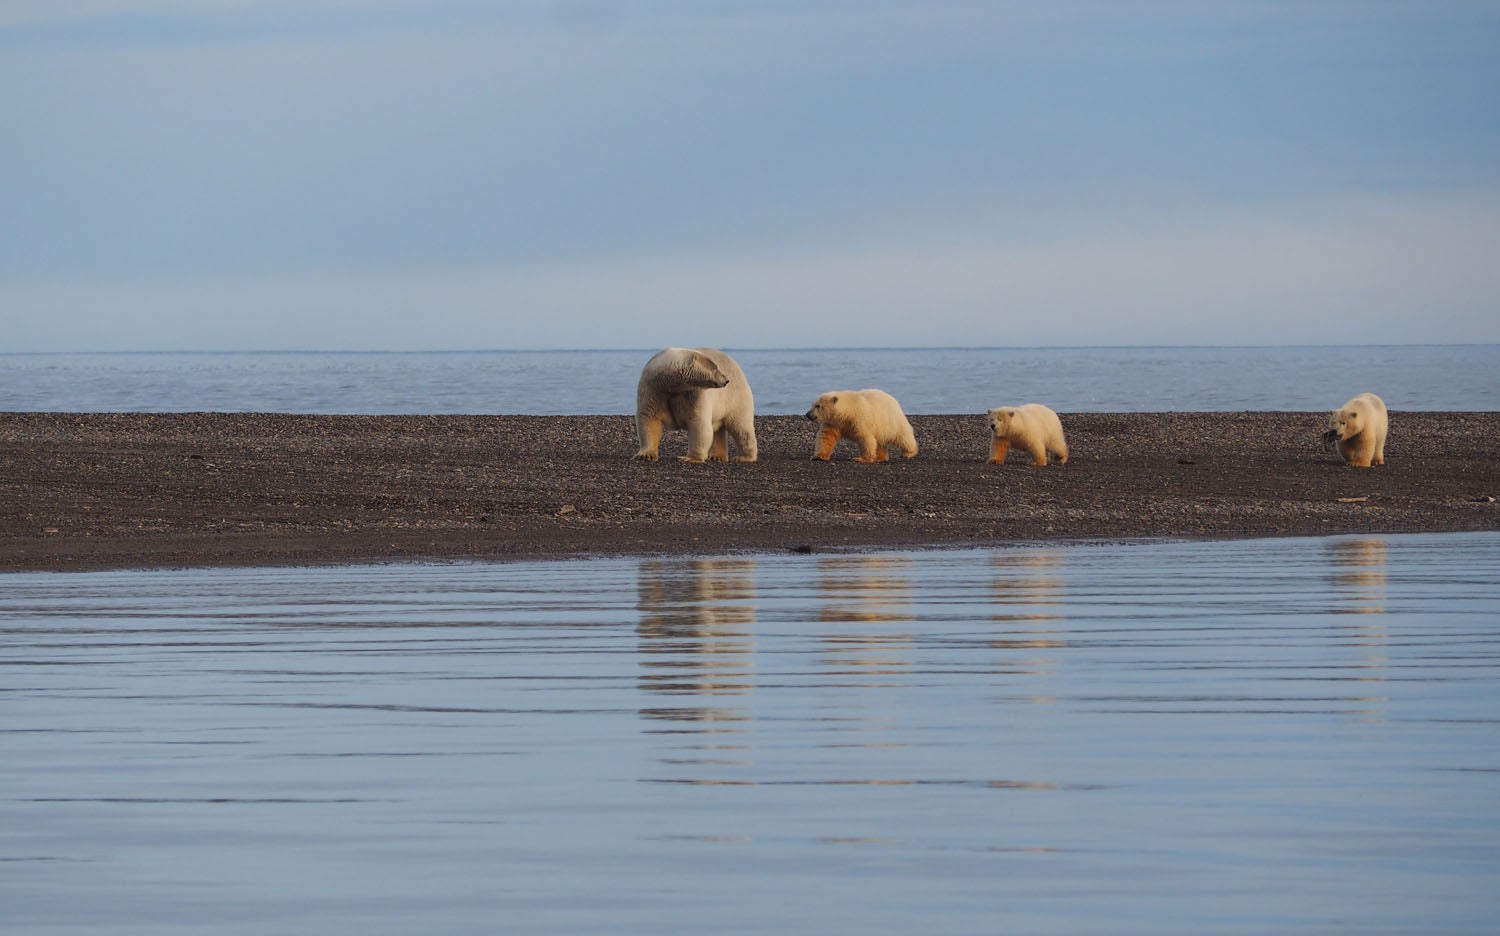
3 411 1497 573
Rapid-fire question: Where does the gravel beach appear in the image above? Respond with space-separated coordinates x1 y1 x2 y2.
2 411 1497 572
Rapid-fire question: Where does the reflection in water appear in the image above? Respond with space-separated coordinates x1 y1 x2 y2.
990 552 1067 689
1326 538 1391 719
3 535 1499 934
816 556 915 680
808 557 918 758
990 550 1066 633
636 559 757 747
1328 538 1389 615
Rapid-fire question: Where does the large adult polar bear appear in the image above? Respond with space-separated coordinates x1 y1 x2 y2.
1326 392 1387 467
634 347 757 463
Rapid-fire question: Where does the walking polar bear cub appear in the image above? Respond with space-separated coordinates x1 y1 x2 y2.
1326 392 1387 467
634 347 757 463
987 404 1068 466
805 389 917 463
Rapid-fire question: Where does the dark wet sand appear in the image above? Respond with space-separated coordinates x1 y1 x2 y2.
2 411 1497 572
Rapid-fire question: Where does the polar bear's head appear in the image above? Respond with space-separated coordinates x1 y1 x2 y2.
683 352 731 390
805 393 844 422
654 348 730 392
988 407 1018 436
1328 406 1363 440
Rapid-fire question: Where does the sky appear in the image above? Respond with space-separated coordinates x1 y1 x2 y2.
2 0 1498 351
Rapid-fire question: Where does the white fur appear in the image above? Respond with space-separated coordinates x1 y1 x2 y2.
635 347 757 462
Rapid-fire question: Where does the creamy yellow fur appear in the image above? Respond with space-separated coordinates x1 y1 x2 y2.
987 404 1068 466
805 389 917 463
1328 392 1387 467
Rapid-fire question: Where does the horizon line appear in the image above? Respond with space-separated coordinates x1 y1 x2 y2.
4 342 1498 356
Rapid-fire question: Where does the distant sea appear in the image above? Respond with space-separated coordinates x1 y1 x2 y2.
1 346 1495 414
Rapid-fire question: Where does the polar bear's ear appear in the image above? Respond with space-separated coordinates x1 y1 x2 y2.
829 395 838 404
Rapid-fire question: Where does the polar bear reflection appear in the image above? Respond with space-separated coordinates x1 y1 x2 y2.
636 558 757 733
1326 538 1389 719
816 556 916 680
989 551 1067 685
1327 538 1388 616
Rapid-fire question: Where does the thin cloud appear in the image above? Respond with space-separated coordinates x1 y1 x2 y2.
6 191 1496 350
2 1 1496 349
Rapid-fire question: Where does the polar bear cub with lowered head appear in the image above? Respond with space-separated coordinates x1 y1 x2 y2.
1326 392 1387 467
805 389 917 463
987 404 1068 466
634 347 757 463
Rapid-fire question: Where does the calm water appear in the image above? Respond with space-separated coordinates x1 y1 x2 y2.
2 345 1496 413
4 533 1499 934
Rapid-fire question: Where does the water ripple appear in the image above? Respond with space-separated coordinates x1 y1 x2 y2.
2 532 1498 933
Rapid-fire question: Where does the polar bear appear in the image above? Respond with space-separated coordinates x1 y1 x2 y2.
805 389 917 463
987 404 1068 466
1325 392 1387 467
634 347 757 463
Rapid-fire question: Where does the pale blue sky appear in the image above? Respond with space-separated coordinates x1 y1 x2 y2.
3 1 1497 350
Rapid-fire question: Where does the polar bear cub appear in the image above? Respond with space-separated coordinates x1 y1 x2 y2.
634 347 757 463
805 389 918 463
987 404 1068 466
1326 392 1387 467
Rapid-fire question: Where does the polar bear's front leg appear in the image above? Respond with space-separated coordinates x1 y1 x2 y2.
1350 438 1375 468
812 425 840 460
706 427 730 463
988 438 1009 464
635 414 663 461
680 414 715 462
730 424 758 463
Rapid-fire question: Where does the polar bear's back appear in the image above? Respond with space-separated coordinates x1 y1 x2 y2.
838 388 912 440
